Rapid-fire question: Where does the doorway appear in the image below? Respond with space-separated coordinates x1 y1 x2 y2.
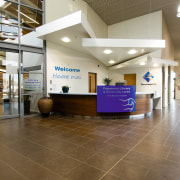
22 51 44 116
0 50 19 118
124 74 136 86
88 73 97 93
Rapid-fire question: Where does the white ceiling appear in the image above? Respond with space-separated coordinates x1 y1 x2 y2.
82 38 165 66
36 10 176 69
83 0 180 60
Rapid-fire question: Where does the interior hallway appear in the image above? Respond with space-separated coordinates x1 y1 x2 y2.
0 100 180 180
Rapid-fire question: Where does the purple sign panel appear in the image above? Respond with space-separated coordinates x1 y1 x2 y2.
97 86 136 113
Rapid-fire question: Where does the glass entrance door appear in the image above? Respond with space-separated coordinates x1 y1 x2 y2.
22 51 44 116
0 50 19 117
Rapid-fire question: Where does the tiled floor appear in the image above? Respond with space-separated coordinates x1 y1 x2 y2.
0 100 180 179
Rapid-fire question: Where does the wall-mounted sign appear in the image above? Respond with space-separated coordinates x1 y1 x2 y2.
141 83 156 85
97 85 136 112
53 66 82 80
24 78 42 91
143 71 154 82
54 66 80 72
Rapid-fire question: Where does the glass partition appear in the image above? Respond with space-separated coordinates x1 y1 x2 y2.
21 0 43 10
22 51 43 115
0 2 19 43
0 0 45 118
20 6 42 29
0 50 19 116
0 0 43 43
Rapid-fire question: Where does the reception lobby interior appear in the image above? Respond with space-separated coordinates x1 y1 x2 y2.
1 0 180 179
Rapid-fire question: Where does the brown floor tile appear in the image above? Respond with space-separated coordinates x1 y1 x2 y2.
0 145 62 179
122 151 157 168
110 125 133 136
142 134 168 145
109 160 148 180
1 100 180 180
27 148 62 165
146 166 180 180
5 139 45 157
151 158 180 179
43 155 81 176
67 134 91 145
134 141 171 159
101 173 123 180
0 160 27 180
97 144 128 161
84 133 109 142
87 152 120 171
65 146 95 161
63 164 104 180
90 130 116 140
106 136 138 150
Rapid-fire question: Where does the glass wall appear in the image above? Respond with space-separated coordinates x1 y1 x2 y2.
0 0 44 118
22 51 43 115
0 50 19 116
0 0 43 44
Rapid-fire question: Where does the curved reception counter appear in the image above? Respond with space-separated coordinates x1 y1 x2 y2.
49 92 154 118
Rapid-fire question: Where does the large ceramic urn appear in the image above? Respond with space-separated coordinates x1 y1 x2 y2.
38 97 53 117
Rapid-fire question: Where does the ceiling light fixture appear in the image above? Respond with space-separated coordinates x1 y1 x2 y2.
177 6 180 17
109 60 115 64
153 63 159 67
103 49 112 54
61 37 71 42
140 62 146 66
0 0 5 7
128 49 137 55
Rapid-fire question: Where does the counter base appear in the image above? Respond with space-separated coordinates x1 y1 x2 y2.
50 93 153 118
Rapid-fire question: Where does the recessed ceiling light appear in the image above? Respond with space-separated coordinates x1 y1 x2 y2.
61 37 71 43
109 60 115 64
140 62 146 66
177 6 180 17
153 63 159 67
128 49 137 55
103 49 112 54
178 6 180 12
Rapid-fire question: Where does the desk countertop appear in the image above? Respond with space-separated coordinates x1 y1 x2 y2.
49 92 154 95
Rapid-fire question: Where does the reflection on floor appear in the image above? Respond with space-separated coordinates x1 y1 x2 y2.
0 102 19 116
0 100 180 179
0 101 39 116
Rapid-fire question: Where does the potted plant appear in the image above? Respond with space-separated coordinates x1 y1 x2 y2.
103 77 112 86
62 85 70 93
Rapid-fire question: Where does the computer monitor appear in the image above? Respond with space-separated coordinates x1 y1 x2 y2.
115 82 125 86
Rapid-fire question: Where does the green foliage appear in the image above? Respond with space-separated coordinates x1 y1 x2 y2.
103 77 112 85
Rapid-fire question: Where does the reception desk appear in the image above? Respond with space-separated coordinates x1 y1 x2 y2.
49 92 153 117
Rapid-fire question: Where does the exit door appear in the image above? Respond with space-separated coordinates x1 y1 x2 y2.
124 74 136 86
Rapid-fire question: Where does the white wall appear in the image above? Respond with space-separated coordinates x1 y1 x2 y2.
109 67 162 109
108 11 162 39
47 41 108 94
46 0 108 38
